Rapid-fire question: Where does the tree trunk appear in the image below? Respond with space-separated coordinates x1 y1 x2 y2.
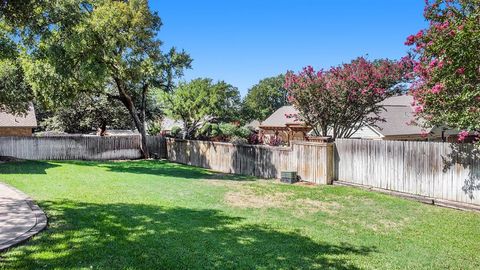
99 121 107 136
114 78 150 159
182 120 188 139
126 101 149 159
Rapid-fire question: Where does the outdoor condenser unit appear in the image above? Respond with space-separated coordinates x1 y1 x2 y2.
280 171 297 184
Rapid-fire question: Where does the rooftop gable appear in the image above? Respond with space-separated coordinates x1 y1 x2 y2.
260 106 304 128
0 104 37 128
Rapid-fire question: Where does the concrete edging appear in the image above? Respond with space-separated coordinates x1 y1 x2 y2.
0 183 47 252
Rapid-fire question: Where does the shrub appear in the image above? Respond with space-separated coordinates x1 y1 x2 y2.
196 123 253 142
235 126 252 138
247 132 262 145
219 123 237 138
229 136 248 145
170 126 182 138
268 136 283 146
147 121 162 136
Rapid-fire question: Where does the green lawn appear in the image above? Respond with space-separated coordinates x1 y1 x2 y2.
0 160 479 270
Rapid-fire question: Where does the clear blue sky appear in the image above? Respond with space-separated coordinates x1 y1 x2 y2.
150 0 427 96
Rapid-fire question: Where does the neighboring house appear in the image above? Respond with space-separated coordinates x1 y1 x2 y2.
259 95 464 143
0 104 37 137
350 95 462 141
245 120 261 130
350 95 430 141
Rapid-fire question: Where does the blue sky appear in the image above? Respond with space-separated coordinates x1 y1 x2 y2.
150 0 427 96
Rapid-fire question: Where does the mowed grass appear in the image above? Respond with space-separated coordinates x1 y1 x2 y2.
0 160 479 270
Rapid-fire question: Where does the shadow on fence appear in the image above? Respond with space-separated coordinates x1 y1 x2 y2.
334 139 480 206
167 139 278 179
2 199 376 269
442 143 480 200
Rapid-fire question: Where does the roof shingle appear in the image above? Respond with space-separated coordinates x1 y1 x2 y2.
0 104 37 128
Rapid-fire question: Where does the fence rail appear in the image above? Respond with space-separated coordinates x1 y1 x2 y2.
335 139 480 206
167 139 334 184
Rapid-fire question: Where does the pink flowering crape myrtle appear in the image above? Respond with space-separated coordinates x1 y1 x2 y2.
406 0 480 142
284 57 412 138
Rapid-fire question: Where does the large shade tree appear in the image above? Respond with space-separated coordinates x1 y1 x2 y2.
160 78 241 139
241 75 288 122
285 57 412 138
406 0 480 141
2 0 191 158
0 22 32 113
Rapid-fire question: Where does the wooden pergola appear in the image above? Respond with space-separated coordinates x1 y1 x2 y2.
259 122 312 145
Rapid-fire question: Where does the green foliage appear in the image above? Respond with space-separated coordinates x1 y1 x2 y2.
197 122 252 142
219 123 237 138
241 75 287 122
236 126 252 138
197 122 221 138
0 23 32 113
37 93 133 134
170 126 181 138
229 136 248 145
3 0 191 157
147 120 162 136
160 78 241 139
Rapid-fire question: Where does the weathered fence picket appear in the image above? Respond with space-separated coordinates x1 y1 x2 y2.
0 134 478 207
166 139 334 184
335 139 480 206
0 135 167 160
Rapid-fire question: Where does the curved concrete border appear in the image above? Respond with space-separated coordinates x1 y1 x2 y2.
0 182 47 252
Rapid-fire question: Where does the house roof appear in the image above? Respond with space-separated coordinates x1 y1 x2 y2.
260 106 304 128
259 95 429 137
0 104 37 128
245 120 261 129
371 95 431 137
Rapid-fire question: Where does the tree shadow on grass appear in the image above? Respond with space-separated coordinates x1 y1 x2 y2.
1 200 376 269
0 160 60 175
64 160 258 181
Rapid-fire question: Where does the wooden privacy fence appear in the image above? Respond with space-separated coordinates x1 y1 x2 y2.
167 138 334 184
335 139 480 206
146 136 167 159
1 134 478 207
0 135 167 160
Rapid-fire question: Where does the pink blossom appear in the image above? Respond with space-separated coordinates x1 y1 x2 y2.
458 130 469 142
414 105 424 113
413 62 423 74
431 83 444 94
456 67 465 74
439 21 449 30
437 60 444 69
416 43 425 50
415 30 424 39
405 35 416 45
